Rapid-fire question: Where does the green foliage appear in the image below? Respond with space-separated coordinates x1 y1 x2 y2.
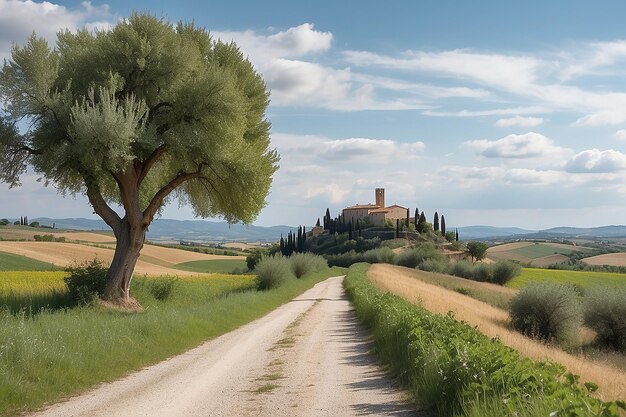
490 260 521 285
509 282 583 342
395 243 446 270
444 231 455 242
473 263 491 282
173 259 248 274
33 234 65 242
324 247 396 267
0 219 8 226
64 259 108 305
246 249 266 271
288 252 328 278
466 241 488 262
343 263 623 417
255 255 294 290
147 276 178 301
28 221 40 228
0 13 278 224
583 286 626 352
448 260 474 279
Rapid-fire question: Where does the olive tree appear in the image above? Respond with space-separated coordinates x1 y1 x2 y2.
0 14 278 302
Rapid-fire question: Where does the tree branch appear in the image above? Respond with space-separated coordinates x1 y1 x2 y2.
137 143 167 185
142 166 207 224
84 176 122 236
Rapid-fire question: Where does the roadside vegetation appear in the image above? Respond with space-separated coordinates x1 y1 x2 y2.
345 263 625 417
0 260 343 416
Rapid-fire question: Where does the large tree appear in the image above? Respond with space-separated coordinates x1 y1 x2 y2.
0 14 278 302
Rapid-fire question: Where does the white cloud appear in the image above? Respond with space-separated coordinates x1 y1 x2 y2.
565 149 626 173
614 129 626 141
0 0 113 60
423 106 549 118
465 132 568 159
495 116 544 128
559 40 626 81
503 169 565 185
213 23 331 63
344 49 541 91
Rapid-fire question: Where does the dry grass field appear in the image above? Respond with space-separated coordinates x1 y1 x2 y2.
367 263 626 401
583 253 626 267
487 241 588 266
0 241 245 276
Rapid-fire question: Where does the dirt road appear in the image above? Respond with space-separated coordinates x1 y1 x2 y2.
31 276 422 417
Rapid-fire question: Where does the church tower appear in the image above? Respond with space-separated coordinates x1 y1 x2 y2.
375 188 385 208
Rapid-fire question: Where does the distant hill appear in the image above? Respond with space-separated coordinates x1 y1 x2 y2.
32 217 298 243
457 224 626 240
457 226 534 240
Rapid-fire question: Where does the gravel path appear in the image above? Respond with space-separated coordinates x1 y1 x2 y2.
30 276 424 417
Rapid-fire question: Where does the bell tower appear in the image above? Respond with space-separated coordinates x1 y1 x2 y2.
375 188 385 207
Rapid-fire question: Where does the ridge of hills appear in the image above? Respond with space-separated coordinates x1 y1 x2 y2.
5 218 626 242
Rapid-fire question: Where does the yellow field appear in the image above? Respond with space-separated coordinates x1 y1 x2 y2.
367 263 626 401
0 271 67 295
583 253 626 267
0 241 245 276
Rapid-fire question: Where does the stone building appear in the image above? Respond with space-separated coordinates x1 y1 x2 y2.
342 188 408 227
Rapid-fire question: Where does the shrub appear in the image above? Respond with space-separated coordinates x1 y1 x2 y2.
584 286 626 352
148 277 178 301
255 255 294 290
64 259 108 305
473 263 491 282
448 260 474 279
490 261 521 285
418 257 448 273
509 282 582 342
362 247 395 264
245 249 266 271
289 253 328 278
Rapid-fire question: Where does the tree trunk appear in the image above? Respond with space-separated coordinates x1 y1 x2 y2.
104 219 146 302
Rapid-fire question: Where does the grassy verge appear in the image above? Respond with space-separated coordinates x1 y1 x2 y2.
509 268 626 289
0 252 58 271
0 266 345 416
344 263 625 417
174 259 248 273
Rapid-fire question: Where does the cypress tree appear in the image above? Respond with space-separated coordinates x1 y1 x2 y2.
302 226 306 250
417 212 427 233
405 208 410 229
297 226 302 253
434 212 439 232
414 207 419 225
396 219 400 238
20 216 23 226
280 235 285 256
441 215 446 236
348 221 353 240
316 218 321 227
456 228 459 242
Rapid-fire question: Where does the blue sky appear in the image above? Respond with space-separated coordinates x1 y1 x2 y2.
2 1 626 229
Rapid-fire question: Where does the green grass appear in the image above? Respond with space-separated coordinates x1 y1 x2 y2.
0 266 345 417
174 259 248 273
511 243 575 259
0 252 57 271
508 268 626 289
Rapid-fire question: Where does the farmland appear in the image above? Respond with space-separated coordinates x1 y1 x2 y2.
487 241 593 267
583 253 626 267
0 252 57 271
508 267 626 289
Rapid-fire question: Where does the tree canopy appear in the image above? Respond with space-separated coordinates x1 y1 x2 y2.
0 14 278 300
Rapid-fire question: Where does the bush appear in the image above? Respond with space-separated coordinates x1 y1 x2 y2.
148 277 178 301
584 286 626 352
418 257 448 273
289 253 327 278
246 249 266 271
255 255 294 290
509 282 582 342
473 263 491 282
490 261 521 285
448 260 474 279
362 247 395 264
64 259 108 305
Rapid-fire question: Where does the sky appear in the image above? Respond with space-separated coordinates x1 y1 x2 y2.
2 0 626 229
